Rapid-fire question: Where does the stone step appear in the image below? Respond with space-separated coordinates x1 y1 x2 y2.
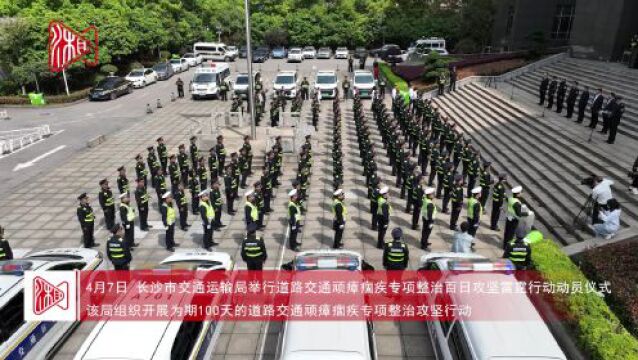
560 58 638 85
433 92 586 245
463 84 638 226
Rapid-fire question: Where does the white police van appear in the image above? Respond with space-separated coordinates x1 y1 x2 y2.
314 70 339 99
0 248 103 360
73 250 232 360
273 70 299 99
419 253 567 360
277 250 378 360
352 70 376 99
190 63 231 100
193 42 236 62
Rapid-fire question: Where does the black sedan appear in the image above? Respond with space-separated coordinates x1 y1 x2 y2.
252 48 269 63
88 76 133 101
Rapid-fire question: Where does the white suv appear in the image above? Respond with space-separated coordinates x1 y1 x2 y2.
287 47 304 63
352 70 376 98
302 46 316 59
314 70 339 99
273 70 299 98
335 47 349 59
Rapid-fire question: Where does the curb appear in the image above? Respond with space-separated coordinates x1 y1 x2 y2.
87 134 106 148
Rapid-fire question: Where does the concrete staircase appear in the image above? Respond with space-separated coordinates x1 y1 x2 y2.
508 57 638 140
431 82 638 246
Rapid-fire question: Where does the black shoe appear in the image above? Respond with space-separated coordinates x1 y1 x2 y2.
211 242 219 246
205 247 212 251
421 243 430 250
607 141 614 144
491 227 500 231
293 246 301 252
147 225 153 228
167 247 175 252
371 226 377 231
89 242 101 248
218 224 226 228
181 227 188 231
412 225 419 230
174 243 181 247
215 227 222 232
449 226 457 231
258 225 266 230
132 243 140 247
265 209 273 213
229 211 236 215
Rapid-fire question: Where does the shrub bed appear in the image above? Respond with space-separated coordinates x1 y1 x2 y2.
579 240 638 338
0 88 90 105
378 63 409 104
531 238 638 360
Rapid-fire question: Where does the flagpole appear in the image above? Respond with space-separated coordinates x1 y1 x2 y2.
62 68 70 96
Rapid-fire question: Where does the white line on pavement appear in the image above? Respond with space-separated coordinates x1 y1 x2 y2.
12 144 66 171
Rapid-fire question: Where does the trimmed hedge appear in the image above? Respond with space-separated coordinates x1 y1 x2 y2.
531 238 638 360
378 63 410 104
0 88 91 105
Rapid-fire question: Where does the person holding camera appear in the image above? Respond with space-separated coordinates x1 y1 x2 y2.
593 198 621 240
630 156 638 195
591 176 614 225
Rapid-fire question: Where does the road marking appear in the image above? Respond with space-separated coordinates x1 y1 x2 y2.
13 145 66 171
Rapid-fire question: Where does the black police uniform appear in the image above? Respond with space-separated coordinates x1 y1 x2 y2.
107 234 132 270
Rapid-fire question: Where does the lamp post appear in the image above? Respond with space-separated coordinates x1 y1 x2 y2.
244 0 256 138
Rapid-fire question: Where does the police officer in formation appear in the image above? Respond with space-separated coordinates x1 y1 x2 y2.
199 189 217 251
106 223 132 270
241 222 267 270
383 228 409 270
420 187 437 249
161 191 177 252
77 193 97 248
117 166 129 195
504 228 531 270
118 193 138 249
504 186 528 248
98 179 115 230
288 189 302 251
332 189 347 249
0 226 13 260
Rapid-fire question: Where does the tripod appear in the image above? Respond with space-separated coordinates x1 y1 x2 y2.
572 195 593 230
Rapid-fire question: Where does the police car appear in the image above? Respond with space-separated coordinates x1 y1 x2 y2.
0 248 103 360
419 253 567 360
273 70 299 99
352 70 376 98
277 250 378 360
73 250 232 360
190 63 231 100
314 70 339 99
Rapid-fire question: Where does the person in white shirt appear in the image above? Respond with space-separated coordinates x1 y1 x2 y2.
391 86 397 99
451 221 473 253
593 198 620 239
591 176 614 225
409 87 417 114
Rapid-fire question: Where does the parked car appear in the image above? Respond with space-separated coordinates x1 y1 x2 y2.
193 42 236 62
335 47 349 59
302 46 316 59
370 44 403 63
316 47 332 59
190 63 231 100
352 70 376 98
89 76 133 101
182 53 203 67
287 47 304 63
152 61 174 80
354 47 368 59
234 71 261 98
169 58 188 72
271 46 288 59
252 47 269 63
273 70 299 98
225 45 239 59
125 68 158 88
314 70 338 99
239 46 248 58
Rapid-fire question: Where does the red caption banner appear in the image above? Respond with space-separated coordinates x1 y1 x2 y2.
77 270 609 322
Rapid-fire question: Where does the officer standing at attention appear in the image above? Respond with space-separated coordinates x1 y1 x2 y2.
0 226 13 260
538 73 549 106
189 169 201 215
504 228 531 270
220 78 229 101
348 55 354 73
77 193 97 248
199 189 217 251
175 77 184 98
546 76 557 109
565 81 579 119
161 192 177 252
135 154 149 188
383 228 409 270
134 177 151 231
576 85 590 123
224 164 236 215
99 179 116 230
242 223 267 270
301 77 310 100
118 193 138 249
504 186 527 248
244 190 259 231
117 166 129 195
555 78 567 113
175 183 190 231
467 187 483 238
376 186 391 249
157 137 168 173
177 144 190 187
420 187 437 250
449 175 464 231
342 76 351 100
153 168 168 205
189 136 200 170
215 135 227 174
490 174 507 231
332 189 347 249
106 224 132 270
211 179 225 229
288 189 302 251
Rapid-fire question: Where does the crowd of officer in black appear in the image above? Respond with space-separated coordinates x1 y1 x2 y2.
538 74 625 144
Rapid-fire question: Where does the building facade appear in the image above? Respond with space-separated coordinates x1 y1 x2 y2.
491 0 638 61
